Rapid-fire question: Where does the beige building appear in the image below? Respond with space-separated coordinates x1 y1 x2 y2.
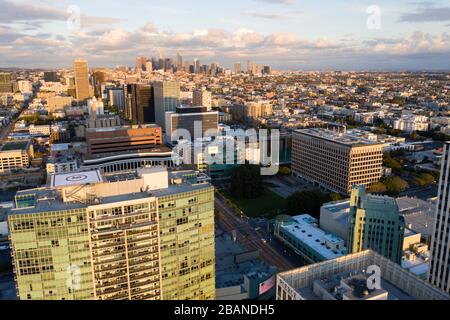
8 168 215 300
0 140 34 174
46 96 73 112
292 128 384 194
74 59 90 101
193 88 212 111
244 101 273 119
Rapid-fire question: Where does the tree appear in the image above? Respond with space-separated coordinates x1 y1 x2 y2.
384 176 409 195
229 165 264 199
285 190 329 218
278 166 291 175
368 182 387 194
329 192 342 202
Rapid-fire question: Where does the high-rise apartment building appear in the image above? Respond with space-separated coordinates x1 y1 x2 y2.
8 168 215 300
347 186 405 264
429 142 450 293
0 73 12 93
126 84 155 124
73 59 90 101
292 128 384 195
153 81 180 130
193 87 212 111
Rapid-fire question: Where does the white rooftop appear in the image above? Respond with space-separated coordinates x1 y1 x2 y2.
51 170 103 188
281 214 347 260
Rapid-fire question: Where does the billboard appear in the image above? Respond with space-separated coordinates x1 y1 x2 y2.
259 275 276 295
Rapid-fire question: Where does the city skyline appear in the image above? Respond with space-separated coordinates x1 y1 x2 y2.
0 0 450 70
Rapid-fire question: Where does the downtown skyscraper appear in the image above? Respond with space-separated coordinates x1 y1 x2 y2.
73 59 90 101
429 142 450 293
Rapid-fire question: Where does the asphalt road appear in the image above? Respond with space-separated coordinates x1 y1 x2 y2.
215 193 296 271
399 185 438 200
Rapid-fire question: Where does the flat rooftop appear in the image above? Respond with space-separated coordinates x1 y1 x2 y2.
86 124 161 133
280 214 347 260
50 170 103 188
298 271 414 300
294 128 384 147
85 145 173 161
11 169 212 215
0 141 29 152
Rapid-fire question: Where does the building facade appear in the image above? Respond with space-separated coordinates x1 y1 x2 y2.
429 142 450 293
292 128 384 194
8 168 215 300
165 106 218 143
85 125 163 157
154 81 180 130
348 186 405 264
73 60 90 101
126 84 155 124
0 140 34 173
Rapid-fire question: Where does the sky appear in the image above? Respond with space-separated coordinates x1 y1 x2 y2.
0 0 450 70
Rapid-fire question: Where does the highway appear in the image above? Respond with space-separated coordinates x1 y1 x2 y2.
215 193 296 271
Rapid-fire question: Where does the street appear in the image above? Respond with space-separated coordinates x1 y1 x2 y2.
215 193 298 271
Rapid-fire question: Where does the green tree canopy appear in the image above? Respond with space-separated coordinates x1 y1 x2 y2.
229 165 264 200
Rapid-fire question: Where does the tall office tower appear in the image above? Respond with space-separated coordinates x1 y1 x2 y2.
153 81 180 130
193 87 212 111
292 128 384 195
263 66 271 75
136 56 147 72
8 168 216 300
347 186 405 264
210 63 218 76
429 142 450 293
43 71 58 82
165 106 219 143
0 72 12 93
234 62 241 74
246 60 252 73
194 59 200 74
145 60 153 73
185 62 191 74
92 71 105 99
126 84 155 124
73 59 90 101
158 58 164 71
176 53 183 72
108 87 125 111
164 58 173 72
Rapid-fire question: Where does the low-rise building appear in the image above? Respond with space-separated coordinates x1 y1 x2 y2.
0 140 34 174
274 214 347 264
